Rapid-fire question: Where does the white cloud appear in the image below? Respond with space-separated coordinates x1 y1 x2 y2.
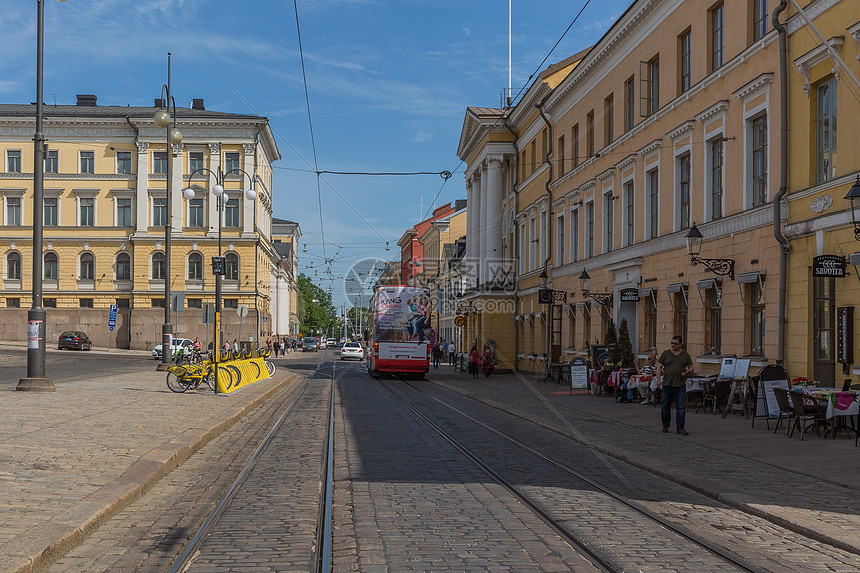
461 27 471 37
0 80 22 93
412 131 432 143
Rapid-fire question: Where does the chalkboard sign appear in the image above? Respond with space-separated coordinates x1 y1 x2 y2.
569 357 589 390
756 364 791 419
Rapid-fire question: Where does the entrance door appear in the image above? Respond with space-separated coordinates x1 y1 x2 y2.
813 277 835 386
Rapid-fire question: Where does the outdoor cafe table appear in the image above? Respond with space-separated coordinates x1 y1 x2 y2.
798 387 860 439
685 376 716 392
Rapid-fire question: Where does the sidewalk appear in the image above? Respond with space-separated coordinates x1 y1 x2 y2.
430 366 860 555
1 361 297 573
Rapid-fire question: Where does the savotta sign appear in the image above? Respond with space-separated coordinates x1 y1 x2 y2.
812 255 846 278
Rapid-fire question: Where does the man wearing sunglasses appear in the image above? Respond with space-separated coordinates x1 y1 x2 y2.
656 335 694 435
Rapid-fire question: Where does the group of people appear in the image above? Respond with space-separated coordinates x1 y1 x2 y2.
431 339 458 369
266 336 298 357
468 343 497 378
611 334 694 436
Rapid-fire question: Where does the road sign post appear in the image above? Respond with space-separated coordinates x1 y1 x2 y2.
107 304 118 352
237 304 248 352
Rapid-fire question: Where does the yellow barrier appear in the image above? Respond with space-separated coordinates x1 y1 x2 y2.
214 356 270 394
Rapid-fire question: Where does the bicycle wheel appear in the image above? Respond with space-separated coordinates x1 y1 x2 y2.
265 360 275 377
166 371 191 393
204 372 215 391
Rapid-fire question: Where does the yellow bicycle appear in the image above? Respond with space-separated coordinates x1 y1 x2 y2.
166 361 216 393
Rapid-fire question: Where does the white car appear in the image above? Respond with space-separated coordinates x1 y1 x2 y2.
152 338 194 360
339 341 365 361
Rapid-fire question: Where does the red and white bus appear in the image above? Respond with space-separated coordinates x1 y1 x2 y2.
366 285 431 379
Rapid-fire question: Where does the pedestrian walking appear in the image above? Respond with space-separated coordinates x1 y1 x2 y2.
448 341 456 366
469 343 480 378
656 335 694 435
281 337 287 355
441 338 448 364
432 342 442 370
233 338 239 355
481 343 496 378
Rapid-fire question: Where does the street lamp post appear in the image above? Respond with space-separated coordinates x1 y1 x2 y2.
183 167 255 391
578 269 613 306
17 0 57 391
154 53 184 370
684 222 736 280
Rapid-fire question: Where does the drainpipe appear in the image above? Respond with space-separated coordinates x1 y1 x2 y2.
772 1 790 366
536 99 553 364
125 116 140 349
503 116 520 371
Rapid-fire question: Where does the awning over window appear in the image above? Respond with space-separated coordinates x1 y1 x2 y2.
738 270 765 284
696 278 720 291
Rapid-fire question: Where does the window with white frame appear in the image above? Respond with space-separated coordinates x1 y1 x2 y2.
80 151 94 174
7 251 21 280
44 252 58 281
752 115 768 206
7 150 22 173
708 139 724 220
116 252 131 281
624 76 635 132
188 252 203 281
224 152 240 173
225 198 240 227
557 213 565 266
79 252 95 281
116 197 132 227
640 57 659 117
152 252 165 280
45 150 58 173
815 78 837 183
188 151 204 174
679 30 692 94
152 151 168 174
44 197 58 226
225 252 239 281
79 197 94 226
6 196 21 226
604 192 614 253
586 202 595 258
116 151 132 175
570 208 579 263
529 216 536 271
623 181 634 247
677 154 691 230
189 198 204 227
518 221 527 274
707 285 722 354
647 169 659 239
152 197 167 226
711 3 724 72
753 0 768 42
539 210 547 265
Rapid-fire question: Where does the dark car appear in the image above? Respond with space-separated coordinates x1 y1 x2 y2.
58 331 92 351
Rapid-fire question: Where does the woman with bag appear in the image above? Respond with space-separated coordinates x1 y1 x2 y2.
481 343 496 378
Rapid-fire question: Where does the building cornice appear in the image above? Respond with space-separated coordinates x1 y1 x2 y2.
666 120 695 141
694 100 729 123
793 35 844 96
733 73 774 101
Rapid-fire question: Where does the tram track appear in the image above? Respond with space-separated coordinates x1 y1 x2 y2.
169 356 343 573
382 376 856 573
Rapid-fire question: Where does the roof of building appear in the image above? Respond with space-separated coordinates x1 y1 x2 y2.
0 103 263 121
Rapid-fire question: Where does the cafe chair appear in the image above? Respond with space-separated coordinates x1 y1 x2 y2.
686 388 705 413
771 387 793 435
787 390 827 440
708 380 732 415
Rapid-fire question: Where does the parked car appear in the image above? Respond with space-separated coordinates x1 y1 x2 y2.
302 337 320 352
339 341 365 361
151 338 194 360
58 331 92 351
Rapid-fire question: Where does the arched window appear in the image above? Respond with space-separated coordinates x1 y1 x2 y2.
225 252 239 281
80 252 95 280
116 253 131 281
152 252 165 280
44 252 58 280
188 252 203 280
6 251 21 280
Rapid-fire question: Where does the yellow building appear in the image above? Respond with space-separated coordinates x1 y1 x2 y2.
781 1 860 385
0 95 285 350
271 217 302 338
459 0 788 377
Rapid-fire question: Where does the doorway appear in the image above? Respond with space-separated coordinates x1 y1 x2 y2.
813 276 835 386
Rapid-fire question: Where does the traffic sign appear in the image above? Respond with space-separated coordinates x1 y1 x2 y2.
212 256 226 275
171 292 184 312
237 304 249 318
454 316 464 327
203 303 215 324
108 304 118 332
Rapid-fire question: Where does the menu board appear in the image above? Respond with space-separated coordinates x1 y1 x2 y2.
757 378 790 418
718 357 751 380
569 357 589 389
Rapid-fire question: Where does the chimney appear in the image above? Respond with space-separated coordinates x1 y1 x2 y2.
191 98 205 110
76 94 97 107
455 199 467 211
154 98 165 108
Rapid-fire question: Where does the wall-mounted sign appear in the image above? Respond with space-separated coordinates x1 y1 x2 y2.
620 288 639 302
837 306 854 365
812 254 846 277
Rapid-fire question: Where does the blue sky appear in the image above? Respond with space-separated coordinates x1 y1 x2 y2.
0 0 629 307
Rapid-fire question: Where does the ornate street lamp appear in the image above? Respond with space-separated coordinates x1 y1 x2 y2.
685 222 735 280
537 269 566 303
154 53 184 370
844 175 860 241
183 167 255 391
579 269 613 306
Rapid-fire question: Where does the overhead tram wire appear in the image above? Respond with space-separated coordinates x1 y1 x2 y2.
293 0 327 264
418 0 594 224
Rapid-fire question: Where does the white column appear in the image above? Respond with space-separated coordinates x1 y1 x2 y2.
470 171 481 287
171 143 183 235
134 142 149 235
485 155 504 281
242 143 255 237
208 143 221 238
479 162 489 284
465 177 473 278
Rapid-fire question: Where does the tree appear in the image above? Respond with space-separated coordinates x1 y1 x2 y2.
610 318 635 368
603 319 617 346
296 273 336 336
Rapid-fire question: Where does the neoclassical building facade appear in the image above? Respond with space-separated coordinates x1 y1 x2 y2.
0 96 285 350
